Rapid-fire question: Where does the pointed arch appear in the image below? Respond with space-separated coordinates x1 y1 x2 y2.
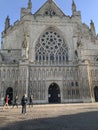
6 87 13 105
35 27 68 65
48 82 61 103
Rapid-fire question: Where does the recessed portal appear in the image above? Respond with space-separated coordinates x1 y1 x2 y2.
6 87 13 105
94 86 98 102
48 83 61 103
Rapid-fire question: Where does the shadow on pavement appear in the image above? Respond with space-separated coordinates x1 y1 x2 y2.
0 111 98 130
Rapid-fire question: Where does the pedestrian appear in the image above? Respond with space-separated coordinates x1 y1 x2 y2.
13 95 18 108
29 95 33 108
21 94 27 114
0 96 4 111
4 95 9 108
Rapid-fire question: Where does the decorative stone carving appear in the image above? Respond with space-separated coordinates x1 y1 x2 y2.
90 20 96 37
72 0 76 14
35 29 68 64
27 0 32 10
22 34 27 48
22 34 29 59
0 0 98 104
45 8 56 17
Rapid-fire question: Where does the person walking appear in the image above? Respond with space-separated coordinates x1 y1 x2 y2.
21 94 27 114
4 95 9 108
0 96 4 111
13 95 18 108
29 95 33 108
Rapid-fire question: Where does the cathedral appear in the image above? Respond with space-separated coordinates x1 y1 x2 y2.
0 0 98 104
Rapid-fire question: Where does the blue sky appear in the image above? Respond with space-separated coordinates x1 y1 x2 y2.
0 0 98 46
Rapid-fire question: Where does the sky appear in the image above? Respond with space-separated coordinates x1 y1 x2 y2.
0 0 98 47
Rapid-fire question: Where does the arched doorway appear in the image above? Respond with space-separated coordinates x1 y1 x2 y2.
48 83 61 103
6 87 13 105
94 86 98 102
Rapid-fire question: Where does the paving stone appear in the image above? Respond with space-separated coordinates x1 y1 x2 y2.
0 103 98 130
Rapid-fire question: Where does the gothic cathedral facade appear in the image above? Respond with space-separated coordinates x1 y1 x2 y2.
0 0 98 104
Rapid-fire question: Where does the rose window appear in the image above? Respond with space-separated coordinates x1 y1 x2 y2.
35 29 68 65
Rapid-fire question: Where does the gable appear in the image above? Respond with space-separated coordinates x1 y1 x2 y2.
34 0 65 17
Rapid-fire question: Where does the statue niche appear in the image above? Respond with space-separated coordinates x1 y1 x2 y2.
22 34 29 59
22 35 27 48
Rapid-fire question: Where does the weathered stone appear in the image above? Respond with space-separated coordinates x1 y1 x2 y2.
0 0 98 104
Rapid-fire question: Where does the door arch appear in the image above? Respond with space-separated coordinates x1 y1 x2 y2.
6 87 13 105
94 86 98 102
48 83 61 103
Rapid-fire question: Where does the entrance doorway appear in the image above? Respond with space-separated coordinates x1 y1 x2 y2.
6 87 13 105
48 83 61 103
94 86 98 102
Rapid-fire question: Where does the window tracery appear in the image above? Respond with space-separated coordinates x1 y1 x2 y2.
45 9 56 16
35 29 68 65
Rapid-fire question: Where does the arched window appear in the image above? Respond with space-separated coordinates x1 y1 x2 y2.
35 28 68 65
95 57 98 62
71 82 74 86
3 69 5 79
7 69 10 78
12 69 15 78
76 82 78 86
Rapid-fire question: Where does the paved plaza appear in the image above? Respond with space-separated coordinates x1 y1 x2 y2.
0 103 98 130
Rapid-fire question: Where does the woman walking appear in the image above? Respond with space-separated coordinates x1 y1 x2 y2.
4 95 9 108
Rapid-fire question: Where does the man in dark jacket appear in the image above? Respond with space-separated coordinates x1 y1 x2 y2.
21 94 27 114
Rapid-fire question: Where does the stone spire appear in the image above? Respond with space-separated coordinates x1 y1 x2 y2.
5 16 10 30
90 20 96 37
72 0 76 15
27 0 32 10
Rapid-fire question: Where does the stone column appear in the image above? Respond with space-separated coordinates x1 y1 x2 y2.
19 60 29 98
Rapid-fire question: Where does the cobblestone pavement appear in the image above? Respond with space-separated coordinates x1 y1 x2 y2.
0 103 98 130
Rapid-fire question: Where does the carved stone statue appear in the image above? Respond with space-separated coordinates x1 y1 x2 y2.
22 34 27 48
22 34 29 59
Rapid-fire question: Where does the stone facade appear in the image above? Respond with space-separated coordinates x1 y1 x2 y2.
0 0 98 104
